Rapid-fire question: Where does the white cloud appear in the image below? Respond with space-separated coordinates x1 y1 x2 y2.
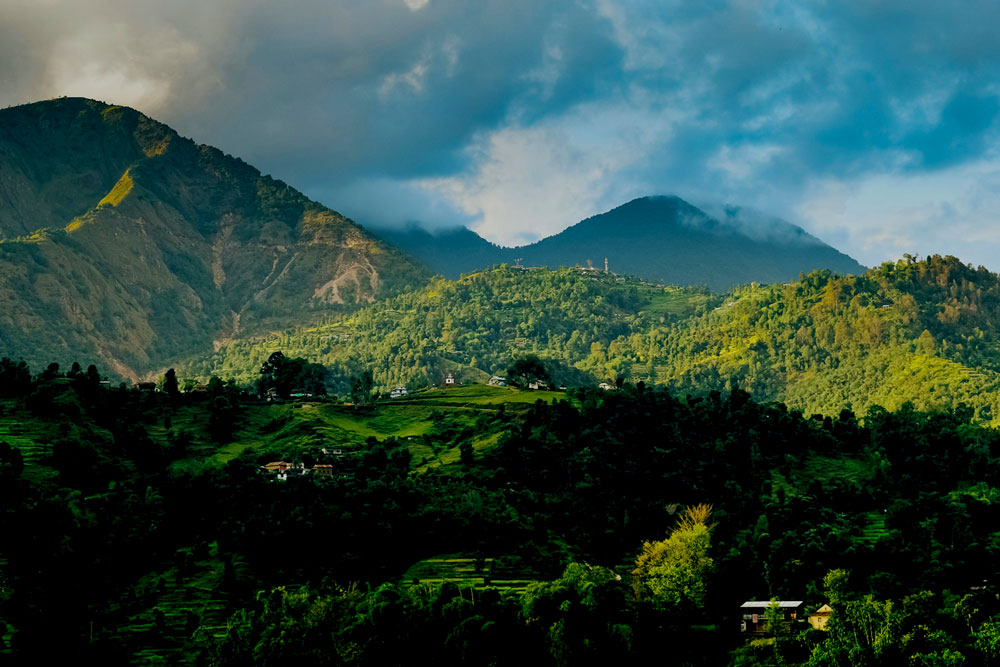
418 126 611 246
44 26 203 114
415 99 679 246
708 143 786 181
379 57 430 96
796 159 1000 270
403 0 429 11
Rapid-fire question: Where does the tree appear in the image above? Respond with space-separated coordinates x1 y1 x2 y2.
459 441 474 467
350 370 375 405
9 447 23 478
974 616 1000 666
258 351 289 397
632 504 714 609
162 368 180 398
507 355 550 388
258 351 327 398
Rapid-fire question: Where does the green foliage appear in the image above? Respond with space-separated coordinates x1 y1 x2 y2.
633 505 714 610
6 353 1000 665
191 255 1000 425
507 355 551 388
257 351 327 398
188 267 713 390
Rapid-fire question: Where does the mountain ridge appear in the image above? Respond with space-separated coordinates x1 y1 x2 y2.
0 97 428 378
374 195 866 289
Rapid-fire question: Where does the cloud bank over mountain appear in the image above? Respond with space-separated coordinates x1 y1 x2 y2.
2 0 1000 266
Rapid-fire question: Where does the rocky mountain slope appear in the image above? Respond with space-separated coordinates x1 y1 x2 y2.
0 97 427 378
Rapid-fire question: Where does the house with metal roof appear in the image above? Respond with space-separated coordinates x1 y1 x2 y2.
740 600 805 635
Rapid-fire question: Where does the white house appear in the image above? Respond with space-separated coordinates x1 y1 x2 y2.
598 382 614 391
444 373 456 386
390 386 408 398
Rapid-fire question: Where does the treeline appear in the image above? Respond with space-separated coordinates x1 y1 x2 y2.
183 267 711 390
5 357 1000 664
185 256 1000 423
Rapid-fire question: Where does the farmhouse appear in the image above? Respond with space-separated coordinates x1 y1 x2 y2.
390 386 408 398
444 373 456 386
488 375 507 387
260 461 308 481
137 382 157 392
740 600 805 635
808 604 833 630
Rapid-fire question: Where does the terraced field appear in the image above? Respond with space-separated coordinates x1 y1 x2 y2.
401 555 540 593
0 399 60 482
118 548 232 665
163 385 563 474
859 512 890 546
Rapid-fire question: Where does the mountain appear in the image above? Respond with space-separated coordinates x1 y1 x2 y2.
191 255 1000 423
371 225 506 280
377 196 866 288
0 97 428 378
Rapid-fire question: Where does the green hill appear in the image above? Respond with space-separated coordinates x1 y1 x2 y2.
187 255 1000 423
0 97 428 378
181 266 716 389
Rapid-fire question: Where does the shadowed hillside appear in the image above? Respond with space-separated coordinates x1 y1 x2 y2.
0 98 428 377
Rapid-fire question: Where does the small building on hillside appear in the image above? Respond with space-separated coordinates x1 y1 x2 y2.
808 604 834 631
598 382 614 391
277 462 307 481
137 382 157 392
390 386 408 398
312 464 334 478
488 376 507 387
260 461 308 481
528 380 549 390
444 373 456 386
740 601 805 635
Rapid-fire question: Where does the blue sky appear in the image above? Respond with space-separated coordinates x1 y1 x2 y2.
3 0 1000 268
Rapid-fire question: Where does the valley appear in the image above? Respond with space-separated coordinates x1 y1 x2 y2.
1 97 999 667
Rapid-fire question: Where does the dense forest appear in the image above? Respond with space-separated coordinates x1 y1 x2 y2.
189 255 1000 423
4 356 1000 665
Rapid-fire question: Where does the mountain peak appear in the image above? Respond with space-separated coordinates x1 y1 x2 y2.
381 196 866 289
0 98 428 377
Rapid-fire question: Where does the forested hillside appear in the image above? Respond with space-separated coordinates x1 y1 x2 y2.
0 98 427 378
190 255 1000 424
182 266 717 390
4 360 1000 666
655 253 1000 421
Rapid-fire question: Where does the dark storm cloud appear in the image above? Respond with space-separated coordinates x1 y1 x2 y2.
2 0 1000 263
